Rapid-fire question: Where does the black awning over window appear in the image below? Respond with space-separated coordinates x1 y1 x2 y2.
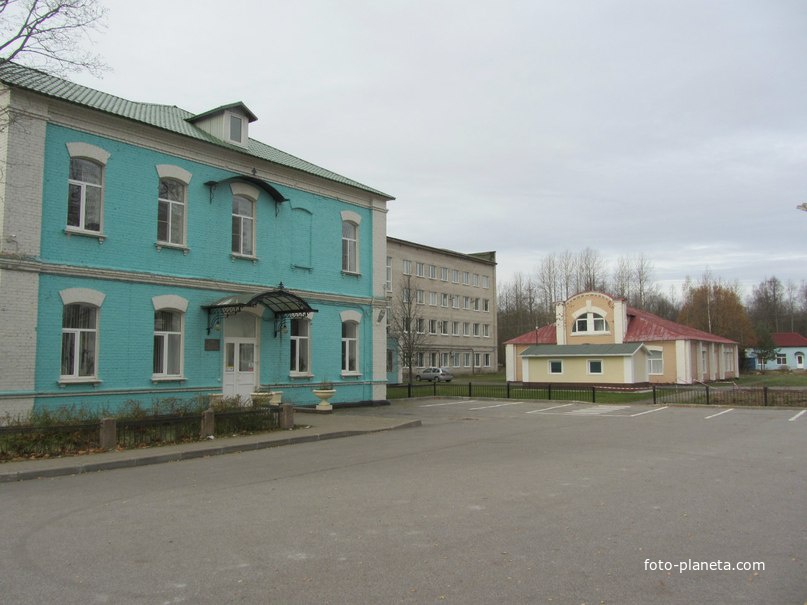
203 175 288 204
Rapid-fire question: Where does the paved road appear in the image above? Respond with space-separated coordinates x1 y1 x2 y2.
1 399 805 604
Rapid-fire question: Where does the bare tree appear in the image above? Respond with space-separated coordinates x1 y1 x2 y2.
0 0 107 75
387 275 429 384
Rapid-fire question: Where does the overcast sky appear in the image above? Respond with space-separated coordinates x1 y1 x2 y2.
70 0 807 296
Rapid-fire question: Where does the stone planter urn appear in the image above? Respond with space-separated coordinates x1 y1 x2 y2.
312 388 336 411
251 392 271 407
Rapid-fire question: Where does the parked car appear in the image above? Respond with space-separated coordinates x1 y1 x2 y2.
415 367 454 382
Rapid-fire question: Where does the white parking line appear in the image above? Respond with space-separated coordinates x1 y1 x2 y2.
469 402 524 410
789 410 807 422
631 406 669 417
570 405 630 415
419 400 480 407
526 403 574 414
705 408 734 419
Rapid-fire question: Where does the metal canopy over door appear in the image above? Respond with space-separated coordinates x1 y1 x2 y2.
222 313 258 402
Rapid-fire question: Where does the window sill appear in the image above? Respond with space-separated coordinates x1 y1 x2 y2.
341 270 361 277
231 253 258 264
65 228 105 243
58 378 101 387
156 242 190 255
292 264 313 272
289 372 313 379
152 376 187 383
341 371 362 378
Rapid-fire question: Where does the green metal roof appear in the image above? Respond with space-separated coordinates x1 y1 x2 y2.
521 343 645 357
0 62 393 199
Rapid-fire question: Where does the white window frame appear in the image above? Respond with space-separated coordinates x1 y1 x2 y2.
402 259 412 275
549 360 563 375
156 165 192 249
416 262 424 277
648 349 664 375
59 288 105 384
230 183 259 258
341 319 360 375
290 317 312 376
340 211 362 275
588 359 603 375
571 310 610 335
152 295 188 381
66 143 110 236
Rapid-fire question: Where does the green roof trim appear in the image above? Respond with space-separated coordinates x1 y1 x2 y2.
0 62 393 199
521 343 645 357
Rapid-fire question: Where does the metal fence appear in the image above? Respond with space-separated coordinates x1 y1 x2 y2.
387 382 807 408
0 421 100 460
0 405 284 460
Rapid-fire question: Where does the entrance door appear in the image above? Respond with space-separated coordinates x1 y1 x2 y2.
223 338 256 402
797 353 804 369
222 312 258 403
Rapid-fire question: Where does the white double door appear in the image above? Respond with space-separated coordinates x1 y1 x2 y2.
222 313 259 402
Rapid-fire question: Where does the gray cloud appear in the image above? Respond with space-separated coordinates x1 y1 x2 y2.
73 0 807 292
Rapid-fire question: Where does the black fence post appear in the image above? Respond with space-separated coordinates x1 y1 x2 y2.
705 385 710 406
407 382 412 398
763 386 768 406
592 386 596 403
468 382 472 398
652 384 657 405
548 383 552 401
506 381 511 399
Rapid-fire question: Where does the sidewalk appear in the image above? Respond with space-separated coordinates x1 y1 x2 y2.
0 412 421 483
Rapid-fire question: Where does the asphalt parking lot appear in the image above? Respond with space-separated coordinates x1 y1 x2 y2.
1 399 804 604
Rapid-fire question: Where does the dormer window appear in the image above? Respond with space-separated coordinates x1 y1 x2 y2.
229 114 243 144
572 311 609 334
187 102 257 148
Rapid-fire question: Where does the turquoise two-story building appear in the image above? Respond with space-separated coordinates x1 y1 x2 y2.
0 63 393 416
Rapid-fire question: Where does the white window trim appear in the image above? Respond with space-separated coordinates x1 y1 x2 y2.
340 311 361 376
587 359 604 375
59 288 105 384
340 211 362 275
156 167 191 250
66 142 109 238
647 348 664 375
549 359 563 375
230 183 259 259
225 110 249 147
289 315 313 377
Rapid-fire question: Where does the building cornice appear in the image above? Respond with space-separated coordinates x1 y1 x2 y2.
0 256 373 307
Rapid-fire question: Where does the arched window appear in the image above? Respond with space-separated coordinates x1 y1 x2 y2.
68 158 103 232
66 142 109 233
156 165 191 247
341 220 358 273
153 310 183 377
572 311 609 334
61 303 99 379
158 179 186 245
290 318 310 374
342 321 359 373
232 194 255 256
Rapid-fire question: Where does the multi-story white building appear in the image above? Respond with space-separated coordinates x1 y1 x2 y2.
386 237 497 381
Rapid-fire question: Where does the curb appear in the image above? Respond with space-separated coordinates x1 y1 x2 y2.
0 419 421 483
